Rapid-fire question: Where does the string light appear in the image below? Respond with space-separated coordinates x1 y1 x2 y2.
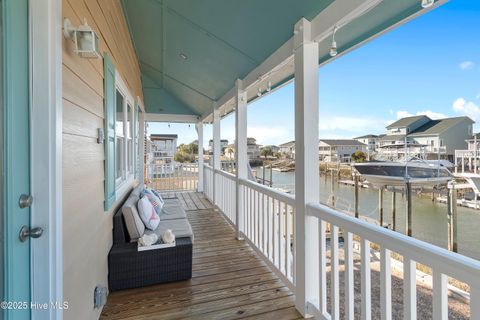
421 0 434 8
329 26 338 57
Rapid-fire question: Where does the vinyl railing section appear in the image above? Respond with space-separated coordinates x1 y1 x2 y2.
146 162 198 192
202 164 480 318
213 169 237 225
203 164 214 202
239 178 296 289
306 202 480 320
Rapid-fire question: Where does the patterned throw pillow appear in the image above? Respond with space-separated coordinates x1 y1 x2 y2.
149 188 165 206
142 189 164 215
137 196 160 231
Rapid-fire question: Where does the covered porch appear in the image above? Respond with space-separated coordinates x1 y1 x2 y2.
59 0 480 318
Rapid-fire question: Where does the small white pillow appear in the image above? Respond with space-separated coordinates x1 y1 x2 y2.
137 196 160 230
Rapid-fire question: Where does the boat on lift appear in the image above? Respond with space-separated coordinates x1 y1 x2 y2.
353 158 453 187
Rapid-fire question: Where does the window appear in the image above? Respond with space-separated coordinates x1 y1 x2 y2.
114 74 136 188
127 103 133 175
115 90 125 184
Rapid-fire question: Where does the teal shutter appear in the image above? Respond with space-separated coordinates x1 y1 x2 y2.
134 104 139 180
104 54 116 210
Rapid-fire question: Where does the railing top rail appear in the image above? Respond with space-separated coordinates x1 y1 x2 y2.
214 168 236 179
307 202 480 286
239 177 296 206
204 163 213 170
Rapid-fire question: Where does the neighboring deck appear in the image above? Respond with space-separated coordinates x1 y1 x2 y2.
101 192 302 320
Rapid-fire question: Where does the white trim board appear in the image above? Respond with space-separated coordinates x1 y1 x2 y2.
30 0 63 318
145 113 200 123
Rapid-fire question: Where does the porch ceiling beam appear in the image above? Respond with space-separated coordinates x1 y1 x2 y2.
199 0 382 123
144 113 200 123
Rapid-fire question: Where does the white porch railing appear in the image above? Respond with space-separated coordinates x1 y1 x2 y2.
146 162 198 192
204 164 214 201
239 178 296 288
214 169 237 224
306 202 480 320
202 164 480 318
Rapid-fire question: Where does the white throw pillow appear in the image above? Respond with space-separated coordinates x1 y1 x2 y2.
137 196 160 230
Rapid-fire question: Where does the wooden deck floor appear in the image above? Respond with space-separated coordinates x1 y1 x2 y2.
101 192 302 320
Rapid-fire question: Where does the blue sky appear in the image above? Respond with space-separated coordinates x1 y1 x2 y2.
149 0 480 148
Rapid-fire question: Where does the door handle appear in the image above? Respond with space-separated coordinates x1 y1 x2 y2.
18 194 33 208
19 226 43 242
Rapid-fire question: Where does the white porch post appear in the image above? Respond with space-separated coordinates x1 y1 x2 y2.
196 122 204 192
212 105 221 205
139 111 145 184
235 79 247 240
293 18 320 317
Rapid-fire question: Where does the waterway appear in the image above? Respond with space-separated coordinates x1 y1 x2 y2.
254 167 480 261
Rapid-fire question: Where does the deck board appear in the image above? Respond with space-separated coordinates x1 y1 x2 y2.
101 192 300 320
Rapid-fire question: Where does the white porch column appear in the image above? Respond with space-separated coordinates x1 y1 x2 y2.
294 18 320 317
139 111 146 184
212 105 221 205
196 122 204 192
235 79 247 240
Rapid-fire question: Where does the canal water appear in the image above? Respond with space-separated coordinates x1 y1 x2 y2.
254 167 480 261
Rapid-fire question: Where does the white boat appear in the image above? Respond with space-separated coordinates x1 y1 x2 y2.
353 159 453 187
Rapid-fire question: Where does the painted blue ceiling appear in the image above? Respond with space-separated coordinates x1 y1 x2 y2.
122 0 334 115
122 0 438 116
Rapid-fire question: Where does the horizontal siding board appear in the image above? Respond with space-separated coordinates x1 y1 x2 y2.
62 0 143 318
63 99 103 138
63 66 104 118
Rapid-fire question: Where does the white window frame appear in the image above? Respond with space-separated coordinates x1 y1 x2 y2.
115 72 135 191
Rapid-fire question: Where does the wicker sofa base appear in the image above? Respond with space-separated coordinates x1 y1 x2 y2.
108 237 193 291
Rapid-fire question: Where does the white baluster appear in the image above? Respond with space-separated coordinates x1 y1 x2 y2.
331 225 339 320
345 231 354 320
403 258 417 320
361 238 371 320
380 247 392 320
432 271 447 320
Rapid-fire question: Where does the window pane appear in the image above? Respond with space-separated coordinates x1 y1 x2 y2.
116 90 124 137
116 137 124 180
127 103 132 139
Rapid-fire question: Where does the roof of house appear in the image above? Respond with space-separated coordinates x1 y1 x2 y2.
408 116 474 136
354 134 378 139
386 115 429 129
319 139 366 146
279 140 295 147
379 134 406 141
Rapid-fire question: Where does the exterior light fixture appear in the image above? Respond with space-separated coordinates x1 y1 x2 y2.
329 26 338 57
267 81 272 92
257 87 262 97
421 0 434 8
179 52 188 60
63 18 100 59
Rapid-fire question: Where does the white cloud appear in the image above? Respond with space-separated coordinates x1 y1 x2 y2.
393 109 446 121
452 97 480 120
247 126 292 146
396 110 413 119
417 110 447 119
459 61 475 70
318 116 383 132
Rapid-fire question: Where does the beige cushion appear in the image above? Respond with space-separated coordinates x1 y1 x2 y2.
145 219 194 242
131 184 144 199
122 196 145 241
160 205 187 221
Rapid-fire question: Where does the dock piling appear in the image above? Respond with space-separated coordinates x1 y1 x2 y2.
406 181 412 237
379 188 384 227
447 182 458 252
391 191 396 231
354 174 359 218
